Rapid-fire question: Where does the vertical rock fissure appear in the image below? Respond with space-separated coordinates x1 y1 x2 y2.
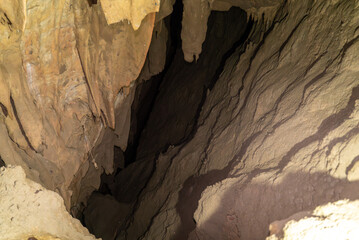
0 102 8 117
118 1 189 237
89 5 253 240
134 11 254 238
0 155 5 168
9 95 37 152
123 0 184 167
133 6 250 175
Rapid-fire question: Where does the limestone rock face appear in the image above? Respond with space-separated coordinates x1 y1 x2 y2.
111 0 359 239
1 0 359 239
267 200 359 240
0 0 156 210
100 0 159 29
0 166 98 240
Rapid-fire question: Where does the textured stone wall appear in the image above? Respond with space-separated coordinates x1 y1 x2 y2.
108 0 359 239
0 0 158 210
1 0 359 239
0 165 98 240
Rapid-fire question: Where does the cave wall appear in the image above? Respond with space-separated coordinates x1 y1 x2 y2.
0 0 162 211
0 0 283 213
136 7 249 164
1 0 359 239
107 6 250 205
106 0 359 239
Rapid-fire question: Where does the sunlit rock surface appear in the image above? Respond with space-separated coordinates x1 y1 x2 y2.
0 166 98 240
267 200 359 240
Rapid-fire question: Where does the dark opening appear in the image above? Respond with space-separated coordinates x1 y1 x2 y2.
82 3 252 240
0 155 5 168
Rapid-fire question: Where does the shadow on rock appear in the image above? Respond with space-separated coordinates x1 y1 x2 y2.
180 171 359 240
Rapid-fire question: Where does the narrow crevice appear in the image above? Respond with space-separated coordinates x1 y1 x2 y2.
91 2 186 235
207 18 254 91
123 76 163 167
9 96 36 152
87 0 98 6
95 5 253 240
0 102 8 117
0 155 5 168
95 0 185 196
121 151 161 239
345 155 359 175
131 6 249 175
1 12 13 31
123 0 184 167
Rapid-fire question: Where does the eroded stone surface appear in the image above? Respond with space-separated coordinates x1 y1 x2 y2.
2 0 359 239
135 6 248 180
267 200 359 240
0 166 98 240
112 0 359 239
0 0 156 211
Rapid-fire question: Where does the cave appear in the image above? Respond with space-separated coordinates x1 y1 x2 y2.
1 0 359 240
